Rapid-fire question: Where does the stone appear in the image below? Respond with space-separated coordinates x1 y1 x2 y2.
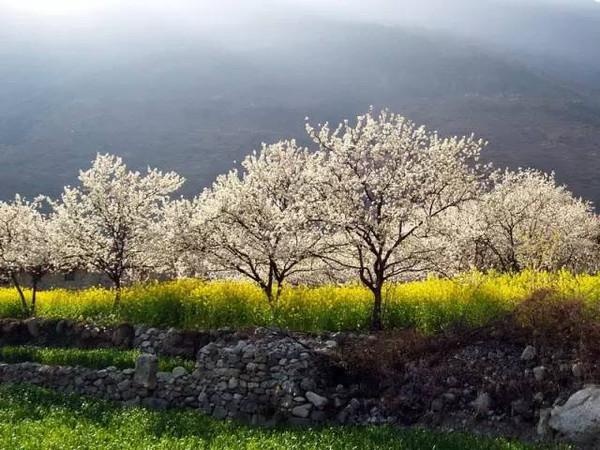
537 408 552 437
141 397 168 410
511 399 532 418
446 376 458 387
442 392 456 404
291 403 312 418
572 362 584 378
306 391 328 409
521 345 537 361
300 378 316 391
324 340 338 349
112 323 135 348
549 385 600 444
472 392 492 416
533 366 546 382
134 354 158 389
171 366 187 378
228 377 239 389
213 406 228 419
24 317 41 338
431 398 444 412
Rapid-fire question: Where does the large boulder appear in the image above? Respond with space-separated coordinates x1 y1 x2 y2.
549 385 600 444
134 354 158 389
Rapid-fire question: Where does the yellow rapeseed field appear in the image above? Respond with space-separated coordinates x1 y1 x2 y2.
1 270 600 332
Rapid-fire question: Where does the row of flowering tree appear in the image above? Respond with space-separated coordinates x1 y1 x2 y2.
1 109 598 329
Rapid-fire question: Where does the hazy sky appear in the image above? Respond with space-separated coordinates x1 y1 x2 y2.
1 0 598 22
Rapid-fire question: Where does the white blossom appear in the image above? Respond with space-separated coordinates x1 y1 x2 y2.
308 108 488 329
189 140 329 303
450 169 599 272
52 153 184 304
0 195 59 314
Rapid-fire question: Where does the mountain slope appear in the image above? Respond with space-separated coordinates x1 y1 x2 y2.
1 19 599 204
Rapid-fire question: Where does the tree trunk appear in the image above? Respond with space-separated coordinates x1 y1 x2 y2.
263 284 274 306
370 286 383 332
274 282 283 305
113 278 122 308
10 273 29 315
30 276 39 316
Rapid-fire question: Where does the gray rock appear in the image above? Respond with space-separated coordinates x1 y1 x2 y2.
213 406 228 419
324 340 338 349
141 397 168 410
134 354 158 389
537 408 552 437
306 391 328 409
24 318 41 338
171 366 187 378
228 377 239 389
431 398 444 412
472 392 492 416
292 403 312 418
521 345 537 361
572 363 584 378
549 385 600 444
112 323 135 348
117 379 131 391
533 366 546 382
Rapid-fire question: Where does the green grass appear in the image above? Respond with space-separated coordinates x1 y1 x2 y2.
0 383 556 450
1 270 600 333
0 346 196 373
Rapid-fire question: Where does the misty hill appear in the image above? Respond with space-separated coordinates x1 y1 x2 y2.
1 1 600 204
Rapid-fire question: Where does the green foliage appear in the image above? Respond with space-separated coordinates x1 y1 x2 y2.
0 346 195 373
0 384 551 450
1 270 600 333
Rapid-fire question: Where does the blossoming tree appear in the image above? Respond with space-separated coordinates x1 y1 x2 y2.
0 196 58 314
308 109 487 330
193 140 329 304
458 169 599 272
52 154 184 305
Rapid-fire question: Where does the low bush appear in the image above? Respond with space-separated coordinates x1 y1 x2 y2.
0 384 550 449
0 346 195 373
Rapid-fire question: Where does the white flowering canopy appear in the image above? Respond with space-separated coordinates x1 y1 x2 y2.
308 109 488 329
459 169 599 272
194 140 329 302
52 154 184 301
0 195 58 312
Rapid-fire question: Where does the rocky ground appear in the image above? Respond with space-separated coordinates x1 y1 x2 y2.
2 291 600 447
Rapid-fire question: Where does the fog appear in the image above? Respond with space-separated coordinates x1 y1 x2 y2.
1 0 600 205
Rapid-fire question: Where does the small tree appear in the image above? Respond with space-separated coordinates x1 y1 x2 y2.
0 196 57 315
458 169 599 272
52 154 184 305
308 109 487 330
193 140 328 304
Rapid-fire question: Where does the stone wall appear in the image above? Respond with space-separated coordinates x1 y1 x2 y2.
0 318 233 358
0 327 355 425
3 317 597 444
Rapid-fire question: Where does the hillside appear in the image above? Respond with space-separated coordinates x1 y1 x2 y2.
1 15 600 204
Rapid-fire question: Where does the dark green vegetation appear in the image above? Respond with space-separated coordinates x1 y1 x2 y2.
0 384 557 449
0 346 195 373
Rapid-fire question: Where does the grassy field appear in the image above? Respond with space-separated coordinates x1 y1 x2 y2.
1 270 600 332
0 384 554 450
0 346 195 372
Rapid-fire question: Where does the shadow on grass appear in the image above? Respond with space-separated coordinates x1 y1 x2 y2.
0 383 558 450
